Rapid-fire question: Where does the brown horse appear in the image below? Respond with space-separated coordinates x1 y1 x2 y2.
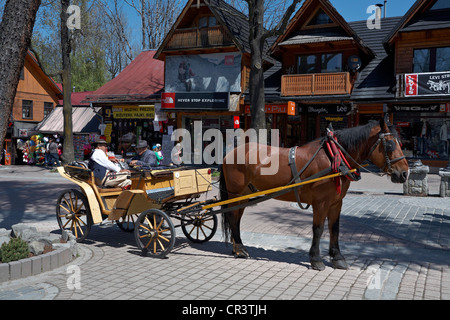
219 115 409 270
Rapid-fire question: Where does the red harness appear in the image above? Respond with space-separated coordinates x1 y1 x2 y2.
325 130 360 194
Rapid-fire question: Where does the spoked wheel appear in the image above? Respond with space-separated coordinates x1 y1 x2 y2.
56 189 92 242
135 209 175 258
116 214 138 232
181 214 217 243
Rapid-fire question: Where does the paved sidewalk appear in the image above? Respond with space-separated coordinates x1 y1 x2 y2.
0 166 449 302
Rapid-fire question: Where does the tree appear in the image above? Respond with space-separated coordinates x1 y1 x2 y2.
211 0 302 132
0 0 41 162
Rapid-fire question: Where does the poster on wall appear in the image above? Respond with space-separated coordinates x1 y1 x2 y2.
165 52 241 93
405 71 450 97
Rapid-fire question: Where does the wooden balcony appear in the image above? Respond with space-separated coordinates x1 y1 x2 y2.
166 26 234 50
281 72 352 96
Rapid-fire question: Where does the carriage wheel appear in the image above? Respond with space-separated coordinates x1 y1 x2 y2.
56 189 92 242
116 214 138 232
181 214 217 243
135 209 175 258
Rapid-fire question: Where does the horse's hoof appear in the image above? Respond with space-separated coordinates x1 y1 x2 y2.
332 259 349 270
233 250 249 259
310 259 325 271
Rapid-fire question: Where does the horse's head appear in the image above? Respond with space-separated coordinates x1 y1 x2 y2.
368 115 409 183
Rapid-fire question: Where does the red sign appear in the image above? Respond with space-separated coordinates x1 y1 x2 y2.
233 116 240 129
245 104 294 115
161 92 176 109
405 74 418 96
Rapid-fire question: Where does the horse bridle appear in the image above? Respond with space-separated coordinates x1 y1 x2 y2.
367 132 406 174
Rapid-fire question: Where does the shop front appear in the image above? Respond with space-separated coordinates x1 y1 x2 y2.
392 103 450 166
298 103 352 144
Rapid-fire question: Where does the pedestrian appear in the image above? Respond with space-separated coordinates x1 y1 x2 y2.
153 143 163 165
47 138 61 167
88 139 131 189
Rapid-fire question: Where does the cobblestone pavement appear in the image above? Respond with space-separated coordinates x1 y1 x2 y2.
0 165 449 303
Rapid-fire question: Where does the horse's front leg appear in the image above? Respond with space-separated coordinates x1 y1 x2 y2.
328 200 349 270
309 205 326 271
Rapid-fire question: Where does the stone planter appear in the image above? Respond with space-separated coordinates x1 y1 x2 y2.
403 161 429 196
439 169 450 197
0 224 78 283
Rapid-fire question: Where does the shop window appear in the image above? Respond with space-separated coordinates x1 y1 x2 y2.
413 46 450 73
44 102 53 117
297 53 342 74
22 100 33 119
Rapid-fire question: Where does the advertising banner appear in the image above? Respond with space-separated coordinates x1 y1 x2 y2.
405 71 450 97
161 92 229 110
165 52 241 93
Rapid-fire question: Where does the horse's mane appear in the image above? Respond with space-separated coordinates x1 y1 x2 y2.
334 120 379 153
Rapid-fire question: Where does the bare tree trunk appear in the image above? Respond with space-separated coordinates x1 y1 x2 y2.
61 0 74 164
0 0 41 162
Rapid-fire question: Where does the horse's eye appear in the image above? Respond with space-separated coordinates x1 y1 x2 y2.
385 140 396 153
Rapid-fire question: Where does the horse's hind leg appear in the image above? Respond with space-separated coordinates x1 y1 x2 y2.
224 208 249 258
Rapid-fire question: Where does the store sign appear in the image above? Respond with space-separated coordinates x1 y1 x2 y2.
112 105 155 119
405 71 450 97
393 105 440 113
299 104 350 114
244 103 296 115
161 92 229 110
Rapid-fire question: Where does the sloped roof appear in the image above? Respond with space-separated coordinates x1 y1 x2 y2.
383 0 450 51
270 0 374 58
85 50 164 104
350 17 403 101
36 106 102 134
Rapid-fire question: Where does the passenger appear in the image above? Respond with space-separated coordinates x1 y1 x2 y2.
88 139 131 189
127 140 157 168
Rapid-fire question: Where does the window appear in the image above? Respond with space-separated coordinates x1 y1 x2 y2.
198 15 216 28
44 102 53 117
413 46 450 73
308 9 334 26
321 53 342 73
297 53 342 74
297 55 317 74
22 100 33 119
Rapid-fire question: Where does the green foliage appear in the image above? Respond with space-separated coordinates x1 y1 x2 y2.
0 238 29 263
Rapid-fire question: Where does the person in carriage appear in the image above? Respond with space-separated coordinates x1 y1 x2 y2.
88 139 132 189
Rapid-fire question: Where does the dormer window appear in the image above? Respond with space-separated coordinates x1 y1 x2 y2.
308 9 334 26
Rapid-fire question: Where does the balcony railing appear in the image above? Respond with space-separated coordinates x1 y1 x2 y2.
281 72 352 96
166 26 234 50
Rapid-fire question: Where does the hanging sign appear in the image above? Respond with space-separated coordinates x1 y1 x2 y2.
405 71 450 97
112 105 155 119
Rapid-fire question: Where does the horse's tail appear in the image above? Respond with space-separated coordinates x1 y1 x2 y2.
219 164 231 243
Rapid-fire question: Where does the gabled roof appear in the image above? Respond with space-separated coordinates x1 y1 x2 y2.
155 0 249 60
85 50 164 104
25 51 63 100
383 0 450 51
269 0 374 58
36 106 102 134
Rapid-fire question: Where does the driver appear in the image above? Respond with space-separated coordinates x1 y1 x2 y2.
127 140 157 168
89 139 131 189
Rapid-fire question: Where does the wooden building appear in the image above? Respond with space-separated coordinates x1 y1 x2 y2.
383 0 450 166
5 51 62 165
268 0 375 145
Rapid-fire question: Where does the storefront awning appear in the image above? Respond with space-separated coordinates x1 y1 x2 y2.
36 106 102 134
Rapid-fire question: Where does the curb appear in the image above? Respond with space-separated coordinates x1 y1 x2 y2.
0 247 74 283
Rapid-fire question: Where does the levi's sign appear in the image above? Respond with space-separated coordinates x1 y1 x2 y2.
161 92 229 110
405 71 450 97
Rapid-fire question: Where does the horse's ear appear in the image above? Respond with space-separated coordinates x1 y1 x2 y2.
380 114 390 132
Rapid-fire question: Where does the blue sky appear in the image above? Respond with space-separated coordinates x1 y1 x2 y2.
330 0 417 21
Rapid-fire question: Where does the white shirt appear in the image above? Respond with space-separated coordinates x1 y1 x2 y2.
91 149 121 173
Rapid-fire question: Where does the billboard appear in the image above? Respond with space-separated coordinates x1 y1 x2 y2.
165 52 241 93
